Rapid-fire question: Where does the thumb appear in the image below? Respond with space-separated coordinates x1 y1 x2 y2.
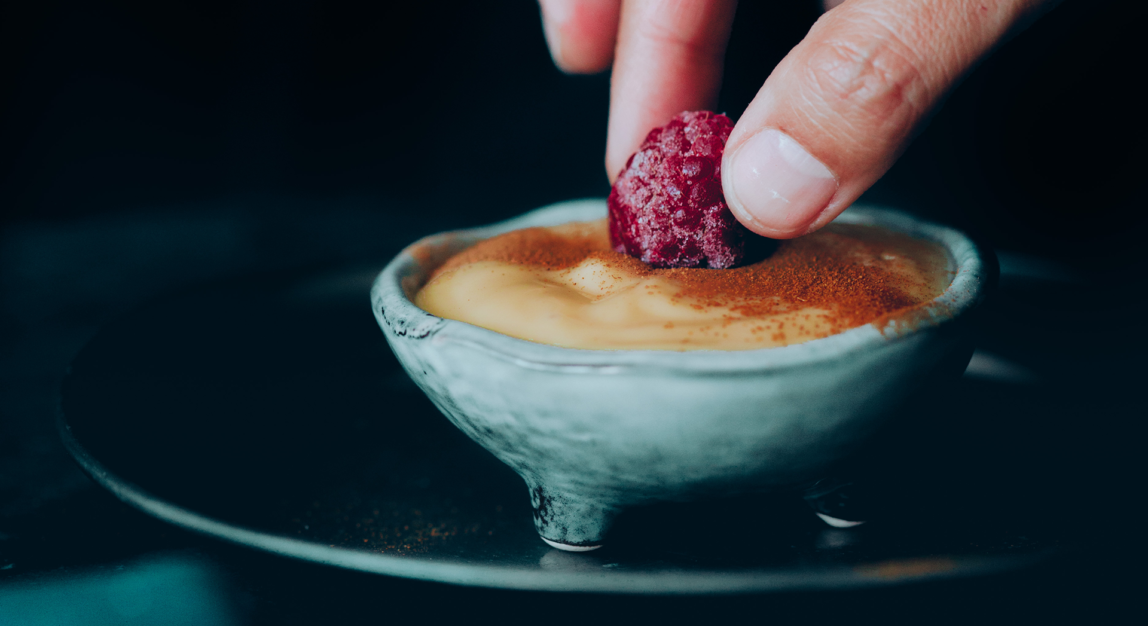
722 0 1040 239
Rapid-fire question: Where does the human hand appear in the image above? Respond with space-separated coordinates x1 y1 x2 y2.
538 0 1046 238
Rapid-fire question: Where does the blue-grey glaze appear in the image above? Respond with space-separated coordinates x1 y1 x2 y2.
371 199 990 549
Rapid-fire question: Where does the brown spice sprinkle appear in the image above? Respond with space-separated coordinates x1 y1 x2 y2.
430 220 943 335
433 221 635 275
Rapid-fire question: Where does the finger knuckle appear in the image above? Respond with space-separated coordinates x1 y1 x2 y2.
638 27 723 64
805 33 927 132
635 7 727 65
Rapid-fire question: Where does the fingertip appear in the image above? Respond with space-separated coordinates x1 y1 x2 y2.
722 128 838 239
539 0 621 74
539 1 567 67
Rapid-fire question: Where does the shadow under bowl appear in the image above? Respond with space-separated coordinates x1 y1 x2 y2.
371 199 991 551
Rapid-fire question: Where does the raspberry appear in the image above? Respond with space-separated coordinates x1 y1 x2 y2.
607 111 747 269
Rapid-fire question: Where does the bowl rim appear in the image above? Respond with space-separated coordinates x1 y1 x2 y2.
371 199 991 374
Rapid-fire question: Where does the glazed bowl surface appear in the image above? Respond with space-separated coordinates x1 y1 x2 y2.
371 199 990 550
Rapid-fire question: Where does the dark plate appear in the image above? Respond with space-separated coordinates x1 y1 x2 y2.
57 266 1069 594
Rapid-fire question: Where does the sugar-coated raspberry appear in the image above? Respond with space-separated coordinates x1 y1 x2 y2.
607 111 747 269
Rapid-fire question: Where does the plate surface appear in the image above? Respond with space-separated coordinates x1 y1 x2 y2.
58 267 1065 593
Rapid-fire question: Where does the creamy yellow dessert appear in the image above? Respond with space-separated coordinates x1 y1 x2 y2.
415 219 952 351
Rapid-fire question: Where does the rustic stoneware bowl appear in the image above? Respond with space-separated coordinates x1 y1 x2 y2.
371 199 990 551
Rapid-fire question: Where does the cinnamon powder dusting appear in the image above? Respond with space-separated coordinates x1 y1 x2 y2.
424 219 949 345
433 221 637 275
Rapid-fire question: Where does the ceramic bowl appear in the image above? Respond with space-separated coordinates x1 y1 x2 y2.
371 199 991 551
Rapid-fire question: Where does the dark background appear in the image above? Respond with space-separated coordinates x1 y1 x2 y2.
3 0 1144 247
1 0 1144 623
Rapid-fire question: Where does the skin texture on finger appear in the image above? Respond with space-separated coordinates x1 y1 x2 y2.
723 0 1043 238
606 0 738 181
539 0 623 74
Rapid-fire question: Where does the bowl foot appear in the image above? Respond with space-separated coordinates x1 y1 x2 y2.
815 513 866 528
540 537 603 552
803 476 868 527
528 483 617 549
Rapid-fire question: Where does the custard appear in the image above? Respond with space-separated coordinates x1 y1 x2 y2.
415 219 952 351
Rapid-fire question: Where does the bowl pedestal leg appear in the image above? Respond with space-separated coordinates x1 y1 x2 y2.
803 476 868 528
527 482 617 552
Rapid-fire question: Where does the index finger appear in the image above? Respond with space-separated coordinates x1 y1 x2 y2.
606 0 738 181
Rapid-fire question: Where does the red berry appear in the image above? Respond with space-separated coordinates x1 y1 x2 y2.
607 111 747 269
